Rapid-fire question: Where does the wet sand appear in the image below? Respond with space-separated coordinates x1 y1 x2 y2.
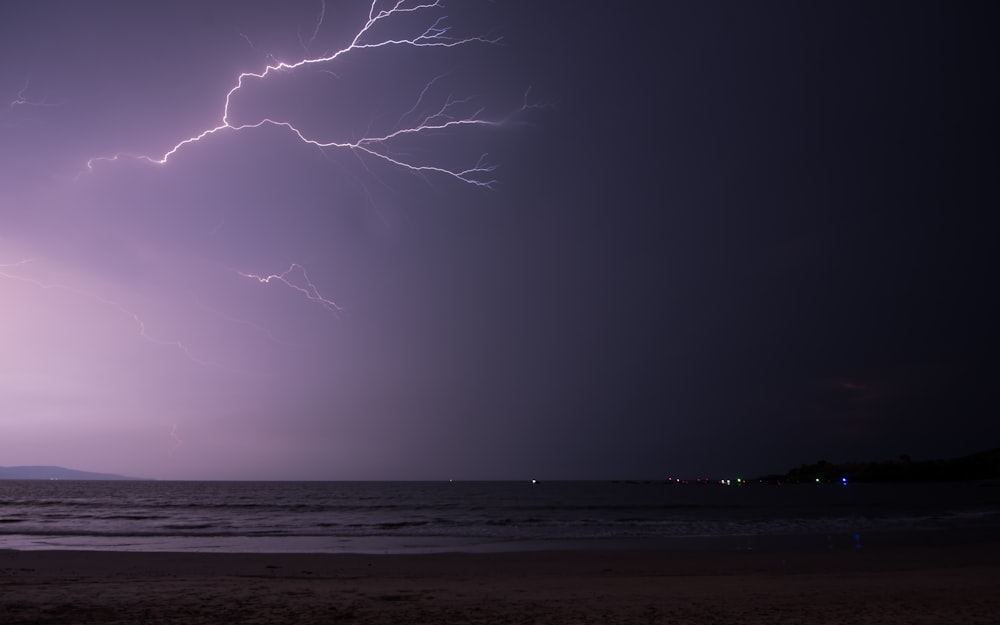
2 542 998 624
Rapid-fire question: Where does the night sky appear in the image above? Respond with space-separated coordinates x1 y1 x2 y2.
1 1 997 480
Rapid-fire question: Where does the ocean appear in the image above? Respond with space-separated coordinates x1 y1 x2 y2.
1 480 998 553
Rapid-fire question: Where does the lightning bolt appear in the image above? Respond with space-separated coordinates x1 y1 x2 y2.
0 258 33 270
168 423 183 456
84 0 514 189
18 1 536 362
8 74 60 110
300 0 328 53
0 259 226 370
236 263 342 314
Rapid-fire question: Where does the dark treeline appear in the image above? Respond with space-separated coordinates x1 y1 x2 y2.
758 448 1000 484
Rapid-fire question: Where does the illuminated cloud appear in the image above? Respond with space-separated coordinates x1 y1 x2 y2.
1 0 533 478
2 2 994 479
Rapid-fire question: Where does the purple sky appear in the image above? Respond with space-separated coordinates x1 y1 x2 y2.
2 1 997 480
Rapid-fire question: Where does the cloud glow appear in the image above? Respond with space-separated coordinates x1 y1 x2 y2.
1 0 529 478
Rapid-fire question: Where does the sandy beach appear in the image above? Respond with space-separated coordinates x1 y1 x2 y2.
2 541 998 624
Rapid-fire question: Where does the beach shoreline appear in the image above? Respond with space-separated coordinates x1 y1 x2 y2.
3 541 998 624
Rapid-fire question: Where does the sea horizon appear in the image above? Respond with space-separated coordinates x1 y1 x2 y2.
2 479 998 554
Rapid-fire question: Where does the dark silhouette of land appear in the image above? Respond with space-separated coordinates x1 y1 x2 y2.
0 466 145 480
758 448 1000 484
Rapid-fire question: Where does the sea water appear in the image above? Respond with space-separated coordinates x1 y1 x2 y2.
1 480 998 553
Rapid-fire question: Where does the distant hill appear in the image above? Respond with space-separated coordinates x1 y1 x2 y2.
0 466 147 480
760 448 1000 484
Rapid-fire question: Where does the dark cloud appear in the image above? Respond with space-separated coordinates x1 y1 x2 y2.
1 1 997 479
